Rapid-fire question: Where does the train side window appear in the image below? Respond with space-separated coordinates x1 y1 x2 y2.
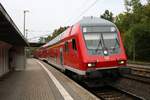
72 39 77 51
64 42 69 52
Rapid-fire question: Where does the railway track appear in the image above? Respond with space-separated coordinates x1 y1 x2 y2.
122 73 150 84
92 86 142 100
127 64 150 78
125 64 150 85
110 72 150 100
80 78 143 100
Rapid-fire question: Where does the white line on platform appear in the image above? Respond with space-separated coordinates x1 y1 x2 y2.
36 60 74 100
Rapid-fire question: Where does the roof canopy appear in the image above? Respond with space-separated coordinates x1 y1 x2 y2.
0 3 29 46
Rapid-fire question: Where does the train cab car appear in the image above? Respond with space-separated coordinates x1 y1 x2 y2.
35 17 127 78
78 17 127 75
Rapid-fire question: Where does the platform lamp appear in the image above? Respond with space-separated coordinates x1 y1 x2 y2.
23 10 29 38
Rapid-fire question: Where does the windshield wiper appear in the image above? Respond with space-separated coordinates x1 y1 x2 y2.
112 38 119 50
95 34 103 53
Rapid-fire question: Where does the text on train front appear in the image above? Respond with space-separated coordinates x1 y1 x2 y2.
82 26 120 55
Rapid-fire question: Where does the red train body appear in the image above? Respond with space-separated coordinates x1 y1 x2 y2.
34 17 127 77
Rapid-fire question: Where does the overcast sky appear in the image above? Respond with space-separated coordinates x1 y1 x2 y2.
0 0 147 42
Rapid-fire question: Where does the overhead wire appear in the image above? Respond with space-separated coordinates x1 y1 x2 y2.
66 0 99 25
64 0 88 25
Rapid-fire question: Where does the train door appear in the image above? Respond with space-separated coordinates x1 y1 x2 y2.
60 48 63 65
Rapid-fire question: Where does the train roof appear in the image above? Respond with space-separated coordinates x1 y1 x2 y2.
42 17 115 48
79 17 115 26
41 31 65 48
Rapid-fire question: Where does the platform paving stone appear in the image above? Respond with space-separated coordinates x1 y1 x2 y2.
0 59 63 100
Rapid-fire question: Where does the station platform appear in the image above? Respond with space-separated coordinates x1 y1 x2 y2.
0 58 99 100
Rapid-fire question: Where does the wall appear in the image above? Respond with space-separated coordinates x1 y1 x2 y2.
0 41 26 77
0 41 12 77
13 46 26 71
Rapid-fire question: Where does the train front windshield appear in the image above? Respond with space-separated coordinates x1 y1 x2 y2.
83 26 120 55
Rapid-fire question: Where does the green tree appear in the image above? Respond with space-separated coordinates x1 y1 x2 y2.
124 0 132 12
115 0 150 61
44 26 68 42
100 10 114 22
38 37 46 43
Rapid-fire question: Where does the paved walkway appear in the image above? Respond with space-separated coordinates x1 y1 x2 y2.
0 59 99 100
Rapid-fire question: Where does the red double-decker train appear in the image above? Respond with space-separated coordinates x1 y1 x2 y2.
34 17 127 79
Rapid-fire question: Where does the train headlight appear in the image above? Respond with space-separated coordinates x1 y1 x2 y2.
104 50 108 55
118 60 125 64
87 63 96 67
88 63 92 67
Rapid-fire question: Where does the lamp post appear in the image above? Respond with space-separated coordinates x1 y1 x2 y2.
23 10 29 37
23 10 29 68
25 29 28 39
